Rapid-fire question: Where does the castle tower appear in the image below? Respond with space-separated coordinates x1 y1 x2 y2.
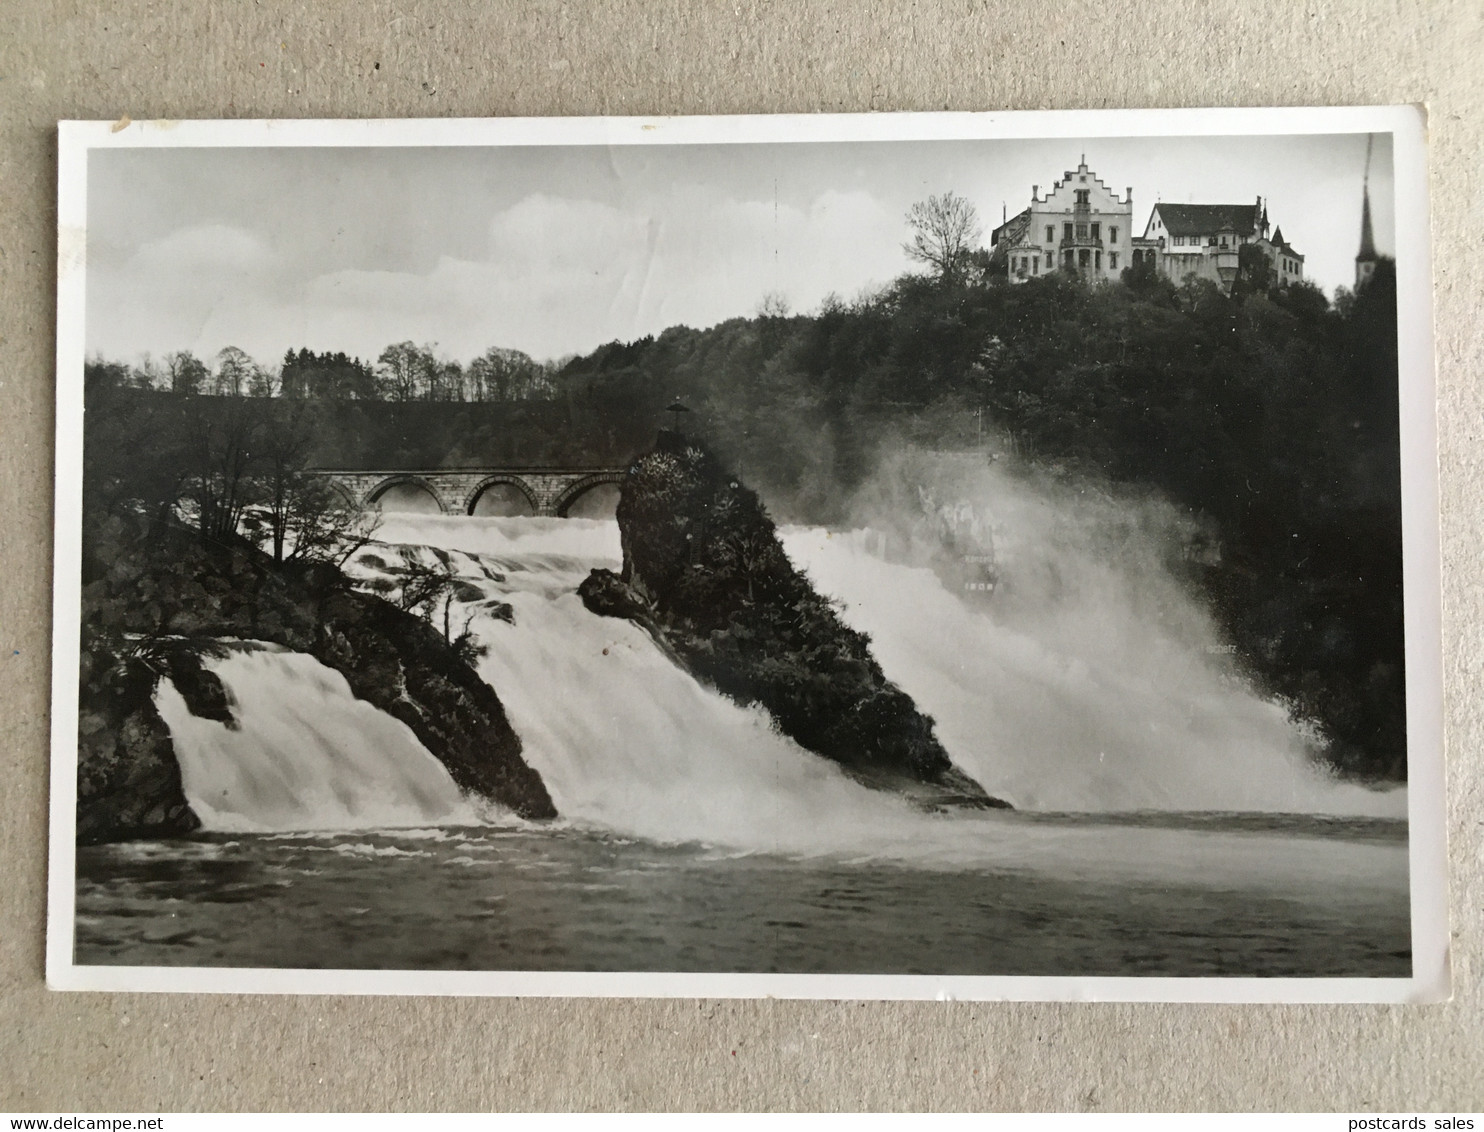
1356 135 1379 288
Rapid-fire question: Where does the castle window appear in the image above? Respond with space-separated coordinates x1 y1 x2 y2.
1046 225 1055 243
1076 223 1087 239
1090 223 1101 241
1064 223 1073 241
1095 250 1102 269
1078 248 1090 267
1075 189 1089 205
1064 249 1074 267
1033 257 1040 274
1110 226 1119 243
1110 252 1119 270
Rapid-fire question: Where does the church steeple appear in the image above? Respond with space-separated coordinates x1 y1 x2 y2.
1356 134 1379 288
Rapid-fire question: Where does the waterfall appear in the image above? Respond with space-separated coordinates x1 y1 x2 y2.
156 646 480 833
780 527 1403 817
372 509 1402 821
354 515 1405 891
158 499 1403 848
364 516 932 858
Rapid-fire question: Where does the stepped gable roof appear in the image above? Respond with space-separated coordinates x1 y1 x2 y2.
1046 159 1125 203
990 206 1032 247
1154 203 1260 237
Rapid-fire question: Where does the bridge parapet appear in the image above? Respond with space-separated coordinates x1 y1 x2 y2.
314 467 627 518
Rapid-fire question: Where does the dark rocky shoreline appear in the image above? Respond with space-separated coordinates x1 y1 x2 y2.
77 527 555 844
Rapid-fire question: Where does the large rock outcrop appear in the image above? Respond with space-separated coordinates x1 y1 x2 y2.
308 584 553 818
76 643 203 845
580 431 1008 809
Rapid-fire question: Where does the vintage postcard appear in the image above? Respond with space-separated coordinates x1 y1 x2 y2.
47 108 1446 1000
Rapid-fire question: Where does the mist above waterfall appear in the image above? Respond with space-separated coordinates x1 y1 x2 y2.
782 446 1404 816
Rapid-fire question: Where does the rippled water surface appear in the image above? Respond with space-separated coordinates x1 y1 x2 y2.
75 815 1410 976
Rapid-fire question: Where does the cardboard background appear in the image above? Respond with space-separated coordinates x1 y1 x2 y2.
2 0 1479 1111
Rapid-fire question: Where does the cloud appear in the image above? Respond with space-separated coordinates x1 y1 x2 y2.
131 224 274 275
87 224 279 361
90 187 908 366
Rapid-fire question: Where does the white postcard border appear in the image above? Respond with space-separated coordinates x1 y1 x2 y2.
47 106 1448 1003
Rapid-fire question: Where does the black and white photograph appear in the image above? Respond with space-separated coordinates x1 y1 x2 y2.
47 110 1444 999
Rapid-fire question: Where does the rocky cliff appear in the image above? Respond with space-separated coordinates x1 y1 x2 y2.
581 431 1008 809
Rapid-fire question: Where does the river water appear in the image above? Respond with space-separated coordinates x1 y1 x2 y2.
74 512 1411 977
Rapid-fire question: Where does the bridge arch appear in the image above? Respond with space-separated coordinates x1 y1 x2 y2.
365 474 449 514
553 471 627 518
325 479 362 510
463 474 541 516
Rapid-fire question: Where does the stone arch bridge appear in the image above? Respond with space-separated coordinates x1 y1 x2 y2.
313 467 628 518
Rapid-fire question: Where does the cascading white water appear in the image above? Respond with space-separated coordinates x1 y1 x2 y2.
362 516 927 857
370 466 1405 816
780 526 1403 817
355 514 1407 894
156 646 480 832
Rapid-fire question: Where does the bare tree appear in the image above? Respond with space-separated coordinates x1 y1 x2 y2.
249 360 281 398
184 395 264 542
164 349 209 395
389 551 486 664
214 346 258 397
377 341 438 401
903 191 983 281
230 398 380 565
469 345 544 401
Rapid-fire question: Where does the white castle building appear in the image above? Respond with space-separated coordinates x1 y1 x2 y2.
989 158 1135 284
990 158 1305 294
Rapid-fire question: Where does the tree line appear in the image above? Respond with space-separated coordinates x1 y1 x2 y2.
90 342 566 403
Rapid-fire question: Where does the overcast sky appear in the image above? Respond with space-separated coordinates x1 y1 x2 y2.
85 132 1394 367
